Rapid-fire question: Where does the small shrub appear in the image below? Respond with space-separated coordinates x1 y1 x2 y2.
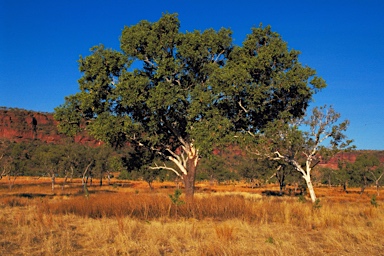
313 199 322 209
298 194 307 203
117 169 130 180
265 236 275 244
169 189 185 218
370 194 378 208
169 189 185 207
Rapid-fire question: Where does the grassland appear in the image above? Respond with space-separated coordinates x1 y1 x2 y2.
0 177 383 255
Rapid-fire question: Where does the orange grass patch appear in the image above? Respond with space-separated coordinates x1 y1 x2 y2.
1 177 384 255
1 176 382 202
1 191 384 255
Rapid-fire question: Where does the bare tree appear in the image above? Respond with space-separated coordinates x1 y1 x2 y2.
369 165 384 196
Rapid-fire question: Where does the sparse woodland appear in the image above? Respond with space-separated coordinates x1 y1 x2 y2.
1 13 384 255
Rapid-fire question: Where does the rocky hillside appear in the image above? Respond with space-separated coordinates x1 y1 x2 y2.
0 107 100 146
318 150 384 169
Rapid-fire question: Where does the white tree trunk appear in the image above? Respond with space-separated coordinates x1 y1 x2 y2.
150 142 199 199
303 174 317 203
282 155 318 203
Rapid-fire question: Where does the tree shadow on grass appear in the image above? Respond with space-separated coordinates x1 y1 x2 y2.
262 190 304 197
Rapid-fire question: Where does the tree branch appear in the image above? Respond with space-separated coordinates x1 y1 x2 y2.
144 57 157 67
213 50 226 63
149 163 182 178
166 148 181 163
238 100 249 113
162 117 188 148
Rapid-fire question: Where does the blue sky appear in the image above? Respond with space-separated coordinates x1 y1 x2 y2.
1 0 383 150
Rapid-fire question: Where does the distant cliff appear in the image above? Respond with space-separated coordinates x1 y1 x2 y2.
0 107 101 146
318 150 384 169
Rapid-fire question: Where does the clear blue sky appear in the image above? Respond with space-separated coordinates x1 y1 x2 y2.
1 0 383 150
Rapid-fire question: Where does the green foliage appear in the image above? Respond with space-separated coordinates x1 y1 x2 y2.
236 157 263 183
117 169 131 180
169 189 185 206
0 139 130 185
258 106 353 161
54 13 325 186
355 153 380 170
124 145 160 187
197 154 236 184
265 236 275 244
319 167 338 186
313 199 322 209
53 96 83 137
306 106 354 151
236 157 280 187
370 194 378 208
169 188 185 218
298 194 307 203
33 143 63 178
350 153 380 192
251 105 353 203
0 141 40 178
108 155 124 174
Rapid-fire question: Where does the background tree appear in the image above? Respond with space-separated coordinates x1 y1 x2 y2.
319 167 338 187
81 148 96 196
197 154 236 185
336 159 353 192
106 155 124 185
4 142 31 189
59 142 85 187
352 153 380 193
93 145 115 186
0 140 12 180
271 162 299 195
54 13 326 199
370 164 384 195
33 144 63 191
253 105 353 203
236 157 271 188
126 145 161 190
0 147 12 182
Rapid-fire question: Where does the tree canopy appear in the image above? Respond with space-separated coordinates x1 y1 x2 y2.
54 13 326 198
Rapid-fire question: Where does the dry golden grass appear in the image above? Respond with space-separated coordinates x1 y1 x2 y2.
1 177 383 255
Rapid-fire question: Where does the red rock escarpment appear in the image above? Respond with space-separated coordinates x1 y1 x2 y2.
0 107 101 146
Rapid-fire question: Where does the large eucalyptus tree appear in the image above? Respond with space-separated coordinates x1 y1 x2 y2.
54 13 325 198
